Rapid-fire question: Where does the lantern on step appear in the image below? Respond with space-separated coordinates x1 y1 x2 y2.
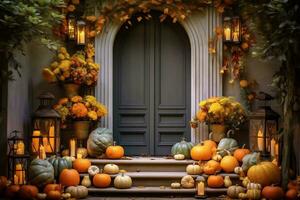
76 20 86 45
249 92 280 160
7 131 29 185
195 176 207 199
31 92 61 157
67 14 76 40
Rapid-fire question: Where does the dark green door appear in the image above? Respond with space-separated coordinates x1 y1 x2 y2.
113 12 191 156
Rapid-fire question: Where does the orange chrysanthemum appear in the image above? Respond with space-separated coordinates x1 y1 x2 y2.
71 103 88 118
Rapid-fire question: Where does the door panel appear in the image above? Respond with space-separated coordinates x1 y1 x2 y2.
114 12 191 156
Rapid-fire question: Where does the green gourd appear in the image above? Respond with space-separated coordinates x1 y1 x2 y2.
217 130 238 156
241 152 260 171
47 156 72 178
87 128 113 158
29 159 54 187
171 138 194 159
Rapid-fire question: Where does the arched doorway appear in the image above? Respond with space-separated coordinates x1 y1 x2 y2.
113 11 191 156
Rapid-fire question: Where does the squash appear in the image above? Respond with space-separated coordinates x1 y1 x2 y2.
207 175 224 188
190 143 213 161
47 156 72 178
87 128 113 158
224 176 232 188
262 185 284 200
238 192 248 199
0 176 8 192
220 155 239 173
88 165 99 176
203 140 217 154
93 172 111 188
285 188 298 200
181 175 195 188
37 193 47 200
65 186 88 199
29 159 55 187
43 184 61 194
5 185 20 198
203 160 221 175
186 163 203 175
227 185 245 198
233 144 250 162
241 152 259 171
19 185 39 199
174 154 185 160
217 134 238 156
77 147 88 158
81 176 91 188
73 157 91 173
106 141 124 159
247 183 261 190
212 153 222 162
242 177 250 188
171 182 181 189
46 190 61 200
59 169 80 186
247 161 281 187
61 193 71 200
247 189 261 200
104 164 120 174
171 138 194 159
114 173 132 189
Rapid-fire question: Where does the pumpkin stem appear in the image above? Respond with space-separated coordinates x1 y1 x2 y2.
242 144 246 149
226 129 234 138
224 150 231 156
113 141 117 146
181 137 186 142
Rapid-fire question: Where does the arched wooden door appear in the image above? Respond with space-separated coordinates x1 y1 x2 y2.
113 11 191 156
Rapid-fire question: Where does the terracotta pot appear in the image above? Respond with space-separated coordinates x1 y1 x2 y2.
73 121 90 140
63 83 80 98
209 124 226 142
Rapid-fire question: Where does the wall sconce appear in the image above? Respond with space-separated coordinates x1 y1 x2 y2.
76 20 86 45
223 16 241 43
223 17 232 42
67 14 76 40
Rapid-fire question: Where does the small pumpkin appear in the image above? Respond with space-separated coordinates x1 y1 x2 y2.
174 154 185 160
238 192 248 199
59 169 80 186
224 176 232 188
241 152 259 171
36 193 47 200
262 185 284 200
46 190 61 200
47 156 72 178
61 193 71 199
212 153 222 162
72 157 91 173
242 177 250 188
81 176 91 188
106 141 125 159
227 185 245 198
65 186 88 199
29 159 55 187
247 189 261 200
186 162 203 175
114 173 132 189
285 188 298 200
171 182 181 189
93 172 111 188
233 144 250 162
171 138 194 159
43 184 61 194
247 183 262 190
217 134 238 156
88 165 100 176
191 143 213 161
104 164 120 174
87 128 113 158
77 147 88 158
207 175 224 188
288 180 297 190
5 185 20 198
19 185 39 199
203 140 217 154
220 155 239 173
203 160 221 175
181 175 195 188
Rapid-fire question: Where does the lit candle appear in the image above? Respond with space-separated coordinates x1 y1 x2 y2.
275 142 279 157
78 30 85 44
14 174 18 185
224 27 231 41
49 125 55 153
43 137 51 153
39 145 46 160
197 182 205 196
16 141 25 155
77 153 82 159
32 130 41 153
16 164 23 184
257 129 264 151
270 138 276 157
232 31 239 42
70 139 76 158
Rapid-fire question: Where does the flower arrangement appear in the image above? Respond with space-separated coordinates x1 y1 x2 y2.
197 97 247 129
54 95 107 122
42 44 99 86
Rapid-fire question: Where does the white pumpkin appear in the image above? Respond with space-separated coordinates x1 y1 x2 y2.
88 165 99 176
65 186 88 199
186 163 202 175
224 176 232 188
171 182 181 189
174 154 185 160
103 164 119 174
81 176 91 188
212 153 222 162
247 182 261 190
242 177 250 187
114 173 132 189
181 175 195 188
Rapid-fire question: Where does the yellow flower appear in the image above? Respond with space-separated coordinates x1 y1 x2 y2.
71 96 82 103
58 53 65 60
88 111 98 120
196 110 207 122
199 100 207 108
50 61 59 70
208 103 224 113
84 95 97 106
58 98 69 105
60 47 68 55
59 60 72 72
207 97 220 103
53 68 61 74
97 105 108 117
42 68 57 83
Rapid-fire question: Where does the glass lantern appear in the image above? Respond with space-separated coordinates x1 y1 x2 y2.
223 17 232 42
31 92 61 157
195 176 207 198
231 16 241 43
67 14 76 40
76 20 86 45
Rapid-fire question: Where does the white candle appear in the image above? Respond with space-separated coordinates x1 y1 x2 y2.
257 129 264 151
16 164 23 184
232 31 239 42
14 175 18 185
78 30 85 44
49 125 55 153
70 139 76 158
271 139 276 157
224 27 231 41
39 145 46 160
16 141 24 155
197 182 205 196
32 130 40 153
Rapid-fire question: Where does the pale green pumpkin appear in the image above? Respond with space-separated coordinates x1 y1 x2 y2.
171 138 194 159
87 128 113 158
241 152 259 171
217 137 238 156
47 156 72 178
29 159 54 187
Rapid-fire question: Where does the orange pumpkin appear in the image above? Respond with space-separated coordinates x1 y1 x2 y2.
5 185 20 198
47 190 61 200
190 144 212 161
73 158 91 173
285 188 298 200
44 184 61 194
203 160 221 175
93 173 111 188
106 142 124 159
288 180 297 190
207 175 224 188
262 185 284 200
233 145 250 162
203 140 217 154
19 185 38 199
59 169 80 186
220 155 239 173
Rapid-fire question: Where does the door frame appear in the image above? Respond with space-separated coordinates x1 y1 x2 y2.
95 8 223 143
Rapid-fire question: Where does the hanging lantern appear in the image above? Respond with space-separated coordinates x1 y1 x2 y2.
31 92 61 157
231 16 241 43
76 20 86 45
223 17 232 42
7 131 29 185
67 14 76 40
249 92 280 160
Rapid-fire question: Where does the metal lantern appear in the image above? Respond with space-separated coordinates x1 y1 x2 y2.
195 176 207 199
67 14 76 40
223 16 241 43
249 92 280 160
76 20 86 45
31 92 61 157
223 17 232 42
7 131 29 185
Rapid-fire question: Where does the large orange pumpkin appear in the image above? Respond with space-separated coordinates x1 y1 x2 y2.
220 155 239 173
93 173 111 188
19 185 38 199
233 145 250 162
73 158 91 173
44 184 61 194
191 144 212 161
203 140 217 154
262 185 284 200
106 142 124 159
207 175 224 188
203 160 221 175
59 169 80 186
247 161 281 187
